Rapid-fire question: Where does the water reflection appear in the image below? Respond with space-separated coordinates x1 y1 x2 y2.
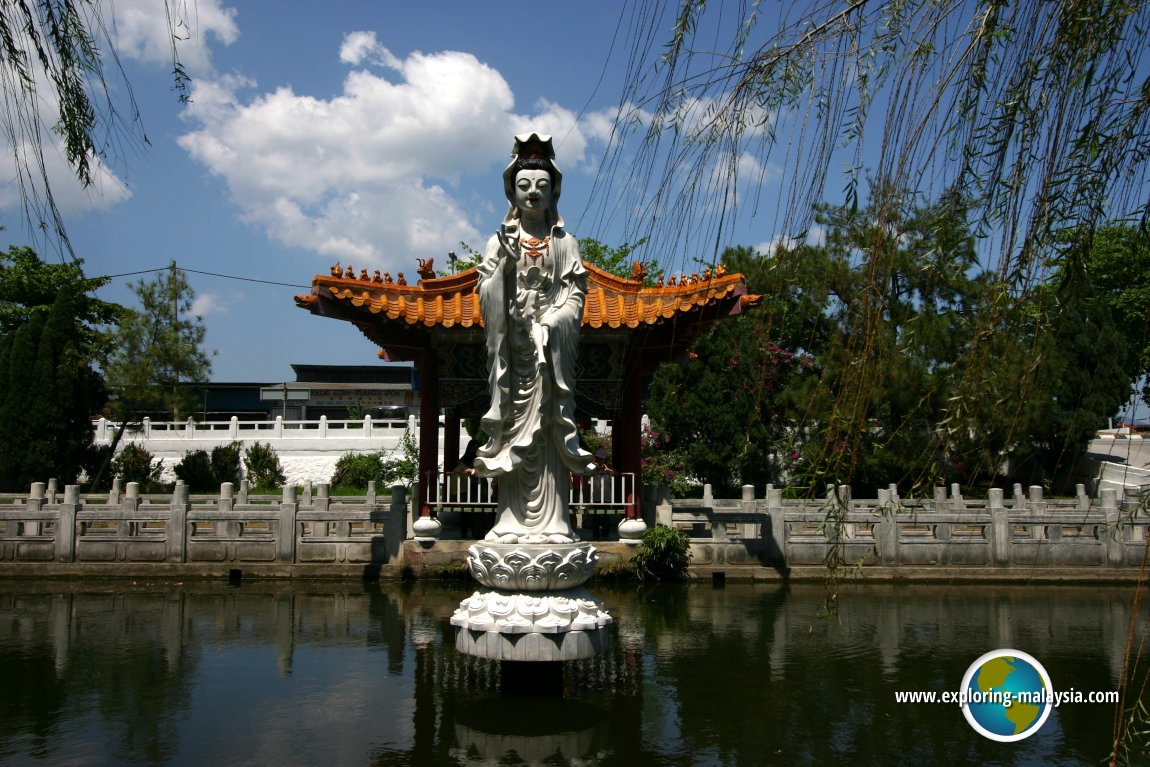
0 579 1142 767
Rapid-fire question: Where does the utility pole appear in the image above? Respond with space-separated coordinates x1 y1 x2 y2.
171 259 179 422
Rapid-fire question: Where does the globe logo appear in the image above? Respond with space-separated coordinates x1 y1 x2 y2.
960 649 1053 742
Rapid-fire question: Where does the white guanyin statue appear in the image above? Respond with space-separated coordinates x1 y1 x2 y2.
472 133 596 544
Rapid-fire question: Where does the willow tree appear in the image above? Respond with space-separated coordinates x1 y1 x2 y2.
596 2 1150 758
0 1 191 252
595 1 1149 482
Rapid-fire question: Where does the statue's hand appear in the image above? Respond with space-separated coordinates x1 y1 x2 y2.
496 229 519 268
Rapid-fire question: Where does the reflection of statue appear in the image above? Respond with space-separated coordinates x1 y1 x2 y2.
473 134 595 544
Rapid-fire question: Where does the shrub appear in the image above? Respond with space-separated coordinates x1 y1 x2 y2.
631 524 692 581
174 450 215 491
112 444 166 493
210 441 243 486
330 452 387 490
173 441 243 492
244 442 286 491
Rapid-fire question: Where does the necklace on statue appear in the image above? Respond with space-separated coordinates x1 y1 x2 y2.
520 234 549 265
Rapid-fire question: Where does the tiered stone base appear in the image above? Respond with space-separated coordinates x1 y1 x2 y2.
452 542 612 661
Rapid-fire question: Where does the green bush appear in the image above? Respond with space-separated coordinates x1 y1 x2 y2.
173 441 243 492
210 441 242 486
174 450 215 491
330 429 419 492
112 444 166 493
631 524 692 581
330 452 387 490
244 442 286 491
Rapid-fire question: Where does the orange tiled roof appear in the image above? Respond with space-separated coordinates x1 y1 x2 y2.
295 262 758 329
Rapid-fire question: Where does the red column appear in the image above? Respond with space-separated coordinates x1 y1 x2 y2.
616 366 643 520
443 410 461 474
418 349 440 518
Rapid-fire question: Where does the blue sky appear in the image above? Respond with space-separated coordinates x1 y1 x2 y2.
1 1 774 383
0 1 1146 425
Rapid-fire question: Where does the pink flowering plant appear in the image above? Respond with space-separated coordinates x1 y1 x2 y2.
641 423 693 497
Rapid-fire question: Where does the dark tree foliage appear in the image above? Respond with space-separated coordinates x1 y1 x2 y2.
0 246 122 359
173 442 241 493
650 190 1134 495
648 245 812 496
0 288 106 488
1083 225 1150 406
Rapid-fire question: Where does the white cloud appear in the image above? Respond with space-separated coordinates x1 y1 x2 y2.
191 291 229 317
105 0 239 74
178 36 612 270
0 142 131 216
338 31 401 70
0 0 238 222
756 224 826 256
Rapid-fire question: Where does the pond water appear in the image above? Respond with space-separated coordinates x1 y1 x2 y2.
0 578 1143 767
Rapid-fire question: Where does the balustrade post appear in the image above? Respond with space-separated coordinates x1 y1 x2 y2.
364 415 372 438
1076 484 1090 512
27 482 45 509
169 483 189 564
23 483 45 536
877 487 899 566
1102 489 1125 567
655 486 673 527
219 483 235 513
933 486 947 511
385 484 407 562
766 485 786 566
238 479 249 505
989 488 1009 566
1028 485 1045 540
108 476 121 504
279 485 298 563
229 416 239 439
275 415 284 438
56 485 79 563
315 483 330 512
47 478 57 504
143 417 151 438
319 415 328 438
185 417 195 438
950 483 963 511
366 480 377 505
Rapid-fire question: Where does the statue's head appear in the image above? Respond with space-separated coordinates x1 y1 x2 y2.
502 133 563 227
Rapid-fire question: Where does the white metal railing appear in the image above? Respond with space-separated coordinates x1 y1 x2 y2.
93 415 415 443
426 471 636 513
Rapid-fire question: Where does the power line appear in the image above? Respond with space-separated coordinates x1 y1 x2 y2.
99 265 311 289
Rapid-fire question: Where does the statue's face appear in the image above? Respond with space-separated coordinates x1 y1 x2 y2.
514 169 552 216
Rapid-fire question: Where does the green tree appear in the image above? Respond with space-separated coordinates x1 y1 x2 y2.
0 247 123 357
648 245 813 496
104 262 214 422
793 189 990 493
1083 225 1150 406
0 249 113 488
579 238 662 285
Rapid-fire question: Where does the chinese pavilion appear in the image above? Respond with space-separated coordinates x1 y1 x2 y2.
295 259 758 520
